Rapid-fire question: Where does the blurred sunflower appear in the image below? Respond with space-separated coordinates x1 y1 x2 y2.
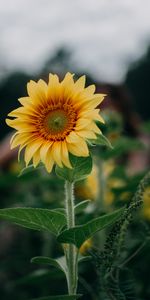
6 73 105 172
75 164 99 200
142 186 150 220
79 238 93 255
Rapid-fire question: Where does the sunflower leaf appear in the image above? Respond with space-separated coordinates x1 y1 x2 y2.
78 256 92 263
31 256 67 276
54 201 91 216
75 200 91 214
30 295 82 300
57 207 124 248
18 163 44 177
0 208 66 235
89 134 113 148
55 154 92 182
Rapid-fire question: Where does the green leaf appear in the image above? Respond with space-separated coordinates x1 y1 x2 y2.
57 207 124 248
0 208 66 235
89 134 113 148
31 255 91 277
31 295 81 300
53 208 66 215
75 200 91 214
54 200 91 216
31 256 67 276
55 154 92 182
78 256 92 263
101 137 145 160
15 269 63 285
18 164 43 177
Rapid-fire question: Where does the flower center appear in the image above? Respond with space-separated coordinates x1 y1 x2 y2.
44 109 68 134
39 106 77 141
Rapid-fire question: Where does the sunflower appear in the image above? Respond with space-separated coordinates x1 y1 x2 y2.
79 238 93 255
6 73 105 172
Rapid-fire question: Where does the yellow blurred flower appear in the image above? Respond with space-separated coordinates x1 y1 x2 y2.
104 191 115 206
6 73 106 173
76 164 99 200
143 187 150 205
120 191 132 201
79 239 92 255
143 208 150 219
102 160 115 178
104 178 126 206
142 187 150 220
107 131 121 143
108 178 126 189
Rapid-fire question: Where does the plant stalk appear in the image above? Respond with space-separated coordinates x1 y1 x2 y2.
65 181 78 295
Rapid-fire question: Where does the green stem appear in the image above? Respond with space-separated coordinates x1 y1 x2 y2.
65 181 78 295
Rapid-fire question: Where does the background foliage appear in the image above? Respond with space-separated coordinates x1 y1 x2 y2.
0 46 150 300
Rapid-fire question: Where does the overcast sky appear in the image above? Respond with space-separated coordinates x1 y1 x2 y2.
0 0 150 82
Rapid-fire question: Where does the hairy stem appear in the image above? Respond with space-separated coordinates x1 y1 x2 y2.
65 181 78 295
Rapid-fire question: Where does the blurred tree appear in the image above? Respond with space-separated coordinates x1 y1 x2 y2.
41 47 73 77
0 72 31 140
0 42 8 80
125 46 150 120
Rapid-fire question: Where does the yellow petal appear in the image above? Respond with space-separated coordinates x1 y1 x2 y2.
77 130 97 139
76 85 95 103
61 141 72 168
6 118 19 129
10 132 18 144
79 109 105 124
8 106 36 117
37 79 48 94
24 140 43 166
18 97 31 106
5 118 14 128
40 142 53 163
61 73 75 101
83 84 95 96
17 126 37 133
45 148 54 173
27 80 37 97
17 137 39 161
6 119 36 132
27 80 47 104
33 149 41 167
75 118 91 130
68 75 87 106
61 72 74 86
67 138 89 157
48 74 60 100
73 85 100 111
94 113 105 124
11 133 33 149
74 75 86 91
89 122 101 134
82 94 106 110
49 73 59 86
51 142 63 167
7 115 36 124
66 131 82 144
